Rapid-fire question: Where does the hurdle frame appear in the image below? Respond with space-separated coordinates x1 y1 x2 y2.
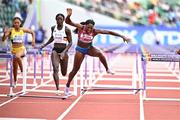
0 49 45 97
80 53 145 95
140 53 180 101
0 49 78 98
18 49 78 98
0 53 23 97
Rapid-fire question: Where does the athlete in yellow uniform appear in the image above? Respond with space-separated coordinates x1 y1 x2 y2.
2 17 35 87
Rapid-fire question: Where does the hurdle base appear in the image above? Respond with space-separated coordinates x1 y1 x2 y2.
82 87 143 92
81 87 144 95
143 97 180 101
18 94 69 99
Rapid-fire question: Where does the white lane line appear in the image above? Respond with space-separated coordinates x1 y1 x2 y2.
57 53 122 119
0 118 45 120
0 79 53 107
57 73 103 120
0 78 8 82
0 97 18 107
139 90 144 120
57 71 104 120
57 95 84 120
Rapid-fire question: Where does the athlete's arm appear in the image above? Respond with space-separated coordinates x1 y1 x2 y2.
41 26 54 48
2 28 11 42
23 28 35 47
65 8 83 30
63 26 72 53
95 29 131 43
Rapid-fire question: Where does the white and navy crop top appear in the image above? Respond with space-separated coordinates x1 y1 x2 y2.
52 25 67 44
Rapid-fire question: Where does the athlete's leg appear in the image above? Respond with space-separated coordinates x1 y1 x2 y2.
88 46 114 74
88 46 109 71
13 58 18 85
60 53 68 76
16 53 24 73
66 51 85 87
15 48 26 73
12 47 26 86
51 50 60 90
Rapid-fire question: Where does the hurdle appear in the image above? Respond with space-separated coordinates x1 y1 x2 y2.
0 56 9 79
168 57 180 80
0 53 28 97
0 53 14 96
0 49 43 93
25 49 52 82
0 48 76 98
0 48 11 80
140 53 180 101
80 52 145 95
18 49 78 98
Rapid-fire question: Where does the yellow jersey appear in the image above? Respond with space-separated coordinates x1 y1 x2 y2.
10 28 24 43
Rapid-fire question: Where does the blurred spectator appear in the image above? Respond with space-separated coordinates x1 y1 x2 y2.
2 0 11 5
65 0 180 27
148 9 157 25
0 0 30 27
35 25 46 44
18 0 28 21
0 27 3 40
168 6 176 24
176 17 180 27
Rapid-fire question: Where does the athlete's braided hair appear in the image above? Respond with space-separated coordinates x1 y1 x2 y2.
73 19 95 34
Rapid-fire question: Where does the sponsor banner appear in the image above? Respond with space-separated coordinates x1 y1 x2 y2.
94 26 180 46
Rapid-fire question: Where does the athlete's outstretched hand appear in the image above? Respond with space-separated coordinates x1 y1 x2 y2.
123 36 131 43
67 8 72 16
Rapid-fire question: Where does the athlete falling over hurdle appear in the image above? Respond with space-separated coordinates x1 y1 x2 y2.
2 17 35 87
64 8 131 96
40 13 72 95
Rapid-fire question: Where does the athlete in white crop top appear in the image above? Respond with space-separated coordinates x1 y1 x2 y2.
40 13 72 94
53 25 67 44
64 8 131 96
